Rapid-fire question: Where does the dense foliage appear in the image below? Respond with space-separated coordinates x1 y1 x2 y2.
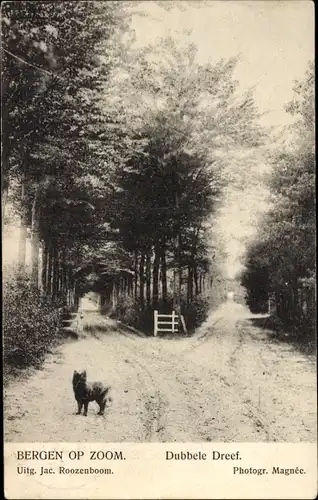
242 63 315 344
2 1 129 301
3 267 63 379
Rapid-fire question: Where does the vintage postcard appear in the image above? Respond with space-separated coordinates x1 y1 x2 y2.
2 1 316 499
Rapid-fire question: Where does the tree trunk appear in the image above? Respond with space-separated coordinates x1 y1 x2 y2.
128 275 133 296
299 287 304 322
193 262 199 296
30 183 40 287
281 291 287 323
63 268 69 305
134 250 138 301
59 265 64 300
100 292 106 309
139 252 145 308
52 245 59 301
112 281 117 310
2 90 9 233
146 249 151 306
177 232 182 311
275 290 281 317
153 245 160 306
2 183 8 233
292 280 299 325
122 277 125 296
187 265 193 303
18 172 28 272
173 233 182 314
47 244 53 298
60 251 67 303
41 240 48 293
199 273 203 294
161 245 167 302
173 189 182 314
69 275 75 308
63 266 68 302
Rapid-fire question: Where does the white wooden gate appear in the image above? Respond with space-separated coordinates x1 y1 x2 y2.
153 310 179 336
154 310 188 336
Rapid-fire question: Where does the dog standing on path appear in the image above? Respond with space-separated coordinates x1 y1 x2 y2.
72 370 112 416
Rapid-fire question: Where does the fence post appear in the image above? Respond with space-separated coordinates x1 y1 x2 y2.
172 310 175 334
180 314 187 335
154 310 158 337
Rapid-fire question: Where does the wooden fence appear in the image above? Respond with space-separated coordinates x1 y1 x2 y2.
154 310 187 336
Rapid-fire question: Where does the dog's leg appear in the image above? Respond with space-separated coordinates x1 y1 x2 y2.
97 399 105 415
76 401 83 415
83 401 89 416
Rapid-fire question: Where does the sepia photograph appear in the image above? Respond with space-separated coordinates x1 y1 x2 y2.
2 0 316 455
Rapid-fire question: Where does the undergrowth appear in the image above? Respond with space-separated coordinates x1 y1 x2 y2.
3 267 64 382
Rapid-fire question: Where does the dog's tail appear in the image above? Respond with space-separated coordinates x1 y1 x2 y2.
106 387 113 404
101 386 113 403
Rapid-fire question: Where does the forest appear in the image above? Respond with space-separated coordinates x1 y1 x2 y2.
2 2 315 372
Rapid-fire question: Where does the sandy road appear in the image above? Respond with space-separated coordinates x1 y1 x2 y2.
4 301 317 442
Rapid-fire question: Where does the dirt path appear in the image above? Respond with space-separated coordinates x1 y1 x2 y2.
4 301 316 442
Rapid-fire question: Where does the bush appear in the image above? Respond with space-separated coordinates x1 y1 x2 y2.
3 268 63 375
109 295 152 333
181 296 209 332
